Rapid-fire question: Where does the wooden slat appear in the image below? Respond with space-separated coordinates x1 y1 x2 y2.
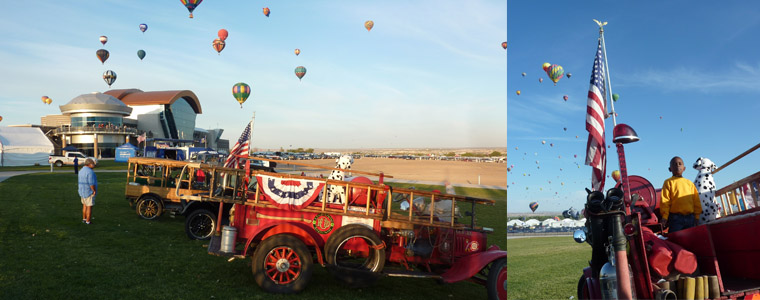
712 142 760 174
241 155 395 178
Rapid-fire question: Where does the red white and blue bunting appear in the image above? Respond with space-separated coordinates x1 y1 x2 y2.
256 175 325 210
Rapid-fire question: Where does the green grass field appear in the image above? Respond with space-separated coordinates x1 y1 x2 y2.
0 160 129 171
507 237 589 300
0 172 505 299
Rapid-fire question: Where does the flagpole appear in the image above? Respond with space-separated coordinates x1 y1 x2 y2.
249 111 256 156
599 25 617 126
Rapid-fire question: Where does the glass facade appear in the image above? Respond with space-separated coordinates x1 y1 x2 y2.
71 116 123 127
170 98 196 140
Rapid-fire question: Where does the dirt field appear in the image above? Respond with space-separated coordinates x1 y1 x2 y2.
283 158 506 187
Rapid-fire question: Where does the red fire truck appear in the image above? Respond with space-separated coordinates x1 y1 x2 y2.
173 156 506 299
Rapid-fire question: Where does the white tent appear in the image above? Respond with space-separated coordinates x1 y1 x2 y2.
507 220 525 227
0 127 54 166
524 219 541 227
541 218 556 226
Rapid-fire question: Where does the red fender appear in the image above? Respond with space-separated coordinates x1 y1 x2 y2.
440 247 507 283
244 222 326 265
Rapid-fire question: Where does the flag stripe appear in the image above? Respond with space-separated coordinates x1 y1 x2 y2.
585 39 607 192
224 121 252 169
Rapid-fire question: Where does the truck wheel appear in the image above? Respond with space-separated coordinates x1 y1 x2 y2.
487 258 507 300
252 234 313 294
136 196 163 220
324 225 385 288
55 161 63 167
577 274 590 300
185 209 216 240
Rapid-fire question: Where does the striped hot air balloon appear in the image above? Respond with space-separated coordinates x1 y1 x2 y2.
232 82 251 108
180 0 202 18
103 70 117 88
529 201 539 212
96 49 109 64
99 36 108 45
139 23 148 33
294 66 307 81
294 48 300 56
212 38 225 54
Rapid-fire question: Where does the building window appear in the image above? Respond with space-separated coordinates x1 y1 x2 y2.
71 116 123 127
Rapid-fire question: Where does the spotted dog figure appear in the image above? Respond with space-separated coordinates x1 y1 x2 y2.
693 157 719 225
325 155 354 204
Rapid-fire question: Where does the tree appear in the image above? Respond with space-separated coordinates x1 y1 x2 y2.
490 151 503 157
445 152 456 157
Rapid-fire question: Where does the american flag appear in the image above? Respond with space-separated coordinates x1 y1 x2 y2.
224 121 252 168
585 39 607 192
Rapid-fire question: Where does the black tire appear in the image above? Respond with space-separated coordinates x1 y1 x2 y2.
577 274 589 300
324 225 385 288
487 258 507 300
136 196 163 220
55 160 63 167
185 209 216 240
252 234 313 294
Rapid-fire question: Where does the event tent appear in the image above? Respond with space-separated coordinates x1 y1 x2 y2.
0 127 54 166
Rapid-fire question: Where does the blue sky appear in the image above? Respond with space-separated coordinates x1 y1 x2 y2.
0 0 506 149
508 2 760 213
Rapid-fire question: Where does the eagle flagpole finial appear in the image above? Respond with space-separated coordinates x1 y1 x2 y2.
593 19 608 33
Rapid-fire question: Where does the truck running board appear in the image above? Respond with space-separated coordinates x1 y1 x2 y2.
383 270 443 280
206 235 244 259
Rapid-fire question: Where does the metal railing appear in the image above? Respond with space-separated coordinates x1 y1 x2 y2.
53 126 140 135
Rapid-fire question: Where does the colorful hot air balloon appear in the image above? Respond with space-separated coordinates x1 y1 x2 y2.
96 49 109 64
137 50 146 60
139 23 148 33
612 93 620 101
218 29 228 41
294 66 307 81
41 96 49 104
516 90 521 95
502 42 507 49
0 116 3 122
529 201 539 212
563 95 569 101
294 48 300 56
263 7 270 17
611 170 621 182
180 0 202 18
542 62 551 72
546 64 564 85
232 82 251 108
212 38 225 54
553 216 560 221
103 70 117 88
99 36 108 45
364 20 374 32
46 98 52 105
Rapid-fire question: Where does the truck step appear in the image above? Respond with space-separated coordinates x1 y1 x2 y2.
206 235 244 258
383 269 442 280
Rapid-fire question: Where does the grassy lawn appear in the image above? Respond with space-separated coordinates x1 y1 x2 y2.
0 172 505 299
506 237 589 300
0 160 129 171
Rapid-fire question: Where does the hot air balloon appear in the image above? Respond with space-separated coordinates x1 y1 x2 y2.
529 202 539 212
212 38 225 54
541 140 546 144
96 49 109 64
563 127 567 131
232 82 251 108
539 78 543 83
0 116 3 122
180 0 202 18
137 50 146 60
103 70 117 88
99 36 108 45
218 29 228 41
139 23 148 33
611 170 621 182
364 20 374 32
263 7 270 17
41 96 49 104
521 72 526 77
612 93 620 101
516 90 521 95
294 66 307 81
567 73 572 78
294 48 300 56
547 64 564 85
46 98 52 105
542 62 551 72
563 95 568 101
502 42 507 49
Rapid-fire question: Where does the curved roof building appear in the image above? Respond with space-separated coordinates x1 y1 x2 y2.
105 89 201 140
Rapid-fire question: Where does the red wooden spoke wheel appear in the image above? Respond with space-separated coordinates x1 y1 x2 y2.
264 246 303 285
252 234 313 294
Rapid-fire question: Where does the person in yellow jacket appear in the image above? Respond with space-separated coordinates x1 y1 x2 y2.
661 156 702 233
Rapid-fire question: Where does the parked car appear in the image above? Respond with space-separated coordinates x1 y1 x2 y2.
48 152 97 167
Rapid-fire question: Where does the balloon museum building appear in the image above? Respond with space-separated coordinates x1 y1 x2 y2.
41 89 225 158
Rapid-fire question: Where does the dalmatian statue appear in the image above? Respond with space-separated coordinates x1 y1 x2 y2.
693 157 719 225
325 155 354 204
